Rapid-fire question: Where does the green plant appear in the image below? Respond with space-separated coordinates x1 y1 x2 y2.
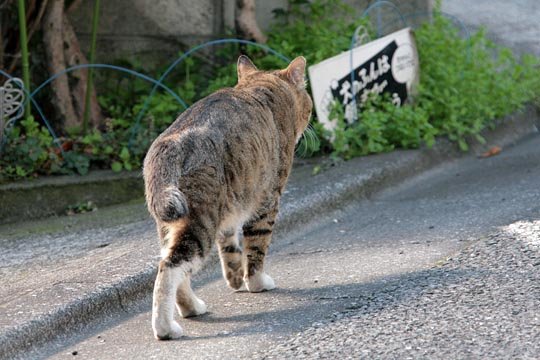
415 12 539 150
2 0 539 182
268 0 368 66
327 4 540 157
328 95 436 159
63 151 91 175
0 116 62 181
66 200 97 215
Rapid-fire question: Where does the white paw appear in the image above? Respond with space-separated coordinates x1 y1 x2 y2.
179 297 207 318
153 319 183 340
245 272 276 293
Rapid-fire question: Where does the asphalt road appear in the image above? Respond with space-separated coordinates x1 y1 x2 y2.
258 221 540 359
442 0 540 56
34 132 540 359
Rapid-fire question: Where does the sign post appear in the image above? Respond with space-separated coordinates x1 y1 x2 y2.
308 27 419 134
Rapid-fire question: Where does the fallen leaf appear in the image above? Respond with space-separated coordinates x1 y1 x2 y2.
479 146 502 158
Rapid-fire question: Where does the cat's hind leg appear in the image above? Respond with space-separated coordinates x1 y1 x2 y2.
217 228 244 290
242 211 277 293
152 260 185 340
176 274 207 318
152 220 208 340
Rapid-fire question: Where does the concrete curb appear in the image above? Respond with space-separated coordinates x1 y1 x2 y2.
0 104 537 226
278 104 539 234
0 170 143 225
1 104 538 360
0 270 155 360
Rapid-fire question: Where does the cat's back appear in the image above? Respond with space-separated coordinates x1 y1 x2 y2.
162 88 272 142
144 87 277 176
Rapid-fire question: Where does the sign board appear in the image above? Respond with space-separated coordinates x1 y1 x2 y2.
308 27 419 132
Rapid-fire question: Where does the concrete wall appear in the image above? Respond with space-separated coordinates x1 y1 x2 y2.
70 0 432 66
70 0 224 67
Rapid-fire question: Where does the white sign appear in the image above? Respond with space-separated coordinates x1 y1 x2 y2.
308 27 419 132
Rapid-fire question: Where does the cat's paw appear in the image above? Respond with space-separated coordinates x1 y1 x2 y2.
245 272 276 293
179 297 207 318
226 269 245 290
153 319 183 340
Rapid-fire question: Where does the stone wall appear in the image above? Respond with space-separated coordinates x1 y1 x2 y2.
70 0 432 66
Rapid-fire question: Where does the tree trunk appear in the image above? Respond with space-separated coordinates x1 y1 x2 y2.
62 14 102 129
42 0 78 128
42 0 101 131
234 0 266 43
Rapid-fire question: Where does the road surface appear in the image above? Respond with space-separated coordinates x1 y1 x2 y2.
34 132 540 359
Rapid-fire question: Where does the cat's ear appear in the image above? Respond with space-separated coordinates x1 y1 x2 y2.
237 55 258 81
284 56 307 89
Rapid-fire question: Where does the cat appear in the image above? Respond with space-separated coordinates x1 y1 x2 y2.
143 55 312 340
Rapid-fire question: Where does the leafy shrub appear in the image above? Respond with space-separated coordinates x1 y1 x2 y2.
328 95 435 159
328 6 540 158
0 116 63 180
414 13 540 150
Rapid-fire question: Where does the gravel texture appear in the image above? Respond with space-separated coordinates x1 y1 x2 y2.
256 221 540 359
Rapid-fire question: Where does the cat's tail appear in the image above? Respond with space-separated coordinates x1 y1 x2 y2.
149 186 189 222
144 148 189 222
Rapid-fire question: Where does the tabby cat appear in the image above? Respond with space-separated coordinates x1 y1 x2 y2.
143 55 312 340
